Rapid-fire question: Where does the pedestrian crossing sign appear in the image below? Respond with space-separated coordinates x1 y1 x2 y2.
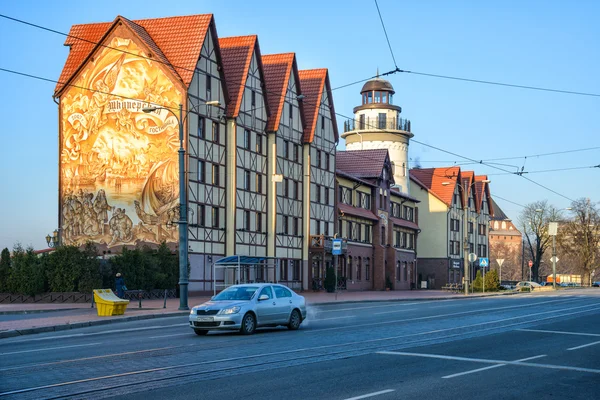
479 258 489 268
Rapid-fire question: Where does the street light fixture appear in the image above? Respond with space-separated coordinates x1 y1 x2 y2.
443 178 491 295
142 100 221 310
45 229 60 248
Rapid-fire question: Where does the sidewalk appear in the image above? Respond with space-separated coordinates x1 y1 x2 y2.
0 289 510 338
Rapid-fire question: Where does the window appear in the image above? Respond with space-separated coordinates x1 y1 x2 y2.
316 184 321 203
244 129 251 149
450 218 460 232
340 187 352 205
450 240 460 255
256 212 262 232
353 257 359 280
378 113 386 129
403 262 408 281
395 231 400 247
316 150 322 168
283 141 289 159
359 192 371 209
364 225 371 243
325 153 330 170
211 207 219 228
375 91 381 103
359 114 365 129
346 221 353 240
365 258 370 281
402 232 407 248
367 92 373 104
338 219 343 237
479 224 487 235
321 115 325 130
294 144 299 162
256 174 263 194
256 135 262 154
258 286 272 300
293 261 300 281
244 210 250 231
381 226 386 245
468 222 474 234
212 164 220 186
206 74 211 96
283 216 289 234
198 161 205 183
212 121 219 143
324 222 329 236
356 224 362 241
251 90 256 107
244 170 251 191
293 217 299 235
198 117 205 139
396 261 401 282
289 103 293 119
198 205 205 227
324 188 329 205
294 181 299 199
284 179 290 198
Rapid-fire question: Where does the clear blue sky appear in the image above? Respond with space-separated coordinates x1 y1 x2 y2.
0 0 598 251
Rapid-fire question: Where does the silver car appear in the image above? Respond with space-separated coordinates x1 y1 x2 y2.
189 284 307 335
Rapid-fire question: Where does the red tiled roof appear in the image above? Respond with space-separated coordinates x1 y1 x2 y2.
475 175 493 217
298 69 326 143
219 35 259 118
338 203 379 221
409 166 461 207
55 14 214 95
336 149 389 178
390 217 419 230
262 53 296 132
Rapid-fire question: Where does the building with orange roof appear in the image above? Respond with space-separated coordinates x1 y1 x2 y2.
409 167 492 289
54 14 340 294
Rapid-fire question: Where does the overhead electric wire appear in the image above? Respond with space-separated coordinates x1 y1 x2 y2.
374 0 398 69
486 165 599 176
492 195 526 208
0 15 579 203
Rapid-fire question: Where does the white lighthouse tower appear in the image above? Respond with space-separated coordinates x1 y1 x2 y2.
341 75 413 193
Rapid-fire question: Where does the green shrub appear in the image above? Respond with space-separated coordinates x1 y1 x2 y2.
9 245 46 296
484 269 501 292
0 248 11 292
472 270 483 292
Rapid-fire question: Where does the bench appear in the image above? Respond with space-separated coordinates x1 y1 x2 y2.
442 283 463 293
93 289 130 316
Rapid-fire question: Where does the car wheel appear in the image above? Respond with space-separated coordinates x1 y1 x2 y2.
288 309 302 330
194 329 208 336
240 313 256 335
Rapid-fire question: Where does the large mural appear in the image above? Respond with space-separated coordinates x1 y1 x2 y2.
60 27 183 248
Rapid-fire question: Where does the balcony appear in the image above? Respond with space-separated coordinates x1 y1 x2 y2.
343 117 411 133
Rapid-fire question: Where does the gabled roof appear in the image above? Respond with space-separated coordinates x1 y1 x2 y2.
262 53 305 132
55 14 216 96
475 175 494 217
298 68 339 143
409 166 461 207
490 198 508 221
219 35 269 118
390 217 419 231
338 203 379 221
336 149 389 179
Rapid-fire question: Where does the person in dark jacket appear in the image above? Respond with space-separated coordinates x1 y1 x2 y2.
115 273 125 298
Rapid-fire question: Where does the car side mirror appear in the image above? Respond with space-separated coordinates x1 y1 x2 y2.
210 296 215 301
258 294 269 301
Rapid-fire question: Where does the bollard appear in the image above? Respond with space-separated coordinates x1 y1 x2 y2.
163 289 168 308
138 292 143 309
91 293 95 309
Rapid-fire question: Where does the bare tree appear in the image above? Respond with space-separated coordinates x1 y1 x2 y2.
559 198 600 285
489 240 521 281
518 200 564 282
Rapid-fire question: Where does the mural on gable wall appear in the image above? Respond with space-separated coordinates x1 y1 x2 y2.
59 26 184 248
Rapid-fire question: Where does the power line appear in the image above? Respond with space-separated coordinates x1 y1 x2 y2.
397 68 600 98
493 195 525 208
374 0 398 69
487 165 599 176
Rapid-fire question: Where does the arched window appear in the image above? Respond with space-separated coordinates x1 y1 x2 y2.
357 257 362 281
349 256 355 280
396 260 401 281
366 258 371 281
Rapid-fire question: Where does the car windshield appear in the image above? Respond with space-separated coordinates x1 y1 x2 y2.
213 286 259 301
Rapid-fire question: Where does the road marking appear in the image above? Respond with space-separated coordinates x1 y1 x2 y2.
343 389 395 400
442 355 546 379
373 308 416 315
377 351 600 374
518 329 600 337
315 315 356 321
149 333 192 339
567 340 600 351
314 302 422 314
0 342 101 356
309 298 583 332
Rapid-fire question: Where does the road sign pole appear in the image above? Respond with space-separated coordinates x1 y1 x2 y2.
552 235 557 289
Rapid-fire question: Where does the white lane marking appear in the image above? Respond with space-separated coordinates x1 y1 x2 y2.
0 342 101 356
309 298 583 332
314 302 422 314
0 345 189 372
442 355 546 379
343 389 395 400
373 308 416 315
4 322 189 343
377 351 600 374
518 329 600 337
316 315 356 321
149 333 193 339
3 304 598 397
567 340 600 351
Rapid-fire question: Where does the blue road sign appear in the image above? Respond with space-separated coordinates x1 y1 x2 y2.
479 258 489 268
332 239 342 255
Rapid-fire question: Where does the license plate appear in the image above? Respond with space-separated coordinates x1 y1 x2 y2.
197 317 214 322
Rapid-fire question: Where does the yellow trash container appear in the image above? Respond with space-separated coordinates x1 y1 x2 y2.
93 289 130 316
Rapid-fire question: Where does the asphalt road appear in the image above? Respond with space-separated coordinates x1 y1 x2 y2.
1 289 599 400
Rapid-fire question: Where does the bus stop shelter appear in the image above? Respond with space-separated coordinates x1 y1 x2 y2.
213 255 279 295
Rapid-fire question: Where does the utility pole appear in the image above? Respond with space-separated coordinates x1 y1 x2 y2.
463 183 469 295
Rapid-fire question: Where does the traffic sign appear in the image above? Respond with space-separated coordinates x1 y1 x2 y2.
496 259 505 267
479 258 489 268
468 253 477 263
550 256 559 263
332 239 342 255
528 260 533 268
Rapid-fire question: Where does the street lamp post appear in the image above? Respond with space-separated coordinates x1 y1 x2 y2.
143 100 220 311
45 229 60 248
443 178 491 295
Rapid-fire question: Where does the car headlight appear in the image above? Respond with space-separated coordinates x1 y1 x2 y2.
190 308 197 315
219 306 241 315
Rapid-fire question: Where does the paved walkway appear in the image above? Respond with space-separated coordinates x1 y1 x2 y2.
0 289 509 338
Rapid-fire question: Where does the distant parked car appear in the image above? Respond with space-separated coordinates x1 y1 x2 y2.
592 282 600 287
189 284 306 336
516 281 542 290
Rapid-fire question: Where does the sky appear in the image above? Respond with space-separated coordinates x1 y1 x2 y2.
0 0 598 251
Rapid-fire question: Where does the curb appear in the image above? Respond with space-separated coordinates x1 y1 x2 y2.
0 308 80 315
0 311 190 339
